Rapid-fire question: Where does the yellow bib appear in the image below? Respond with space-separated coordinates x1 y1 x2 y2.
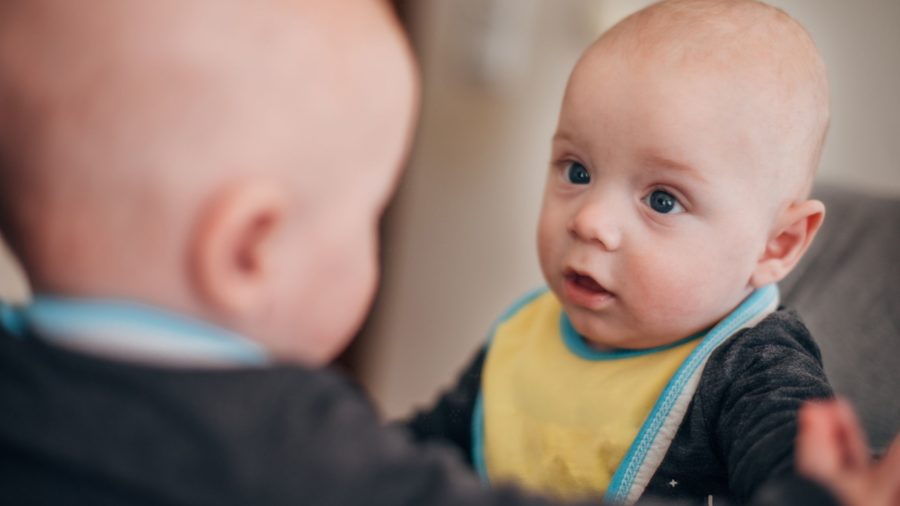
481 291 702 500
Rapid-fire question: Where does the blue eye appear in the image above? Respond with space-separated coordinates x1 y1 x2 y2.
644 189 685 214
564 162 591 185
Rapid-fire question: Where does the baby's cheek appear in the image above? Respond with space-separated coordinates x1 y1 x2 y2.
536 224 563 279
628 248 713 318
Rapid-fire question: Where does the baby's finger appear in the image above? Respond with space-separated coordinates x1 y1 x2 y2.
796 401 841 478
874 435 900 501
834 398 871 469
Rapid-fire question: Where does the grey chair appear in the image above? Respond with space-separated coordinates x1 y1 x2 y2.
781 183 900 452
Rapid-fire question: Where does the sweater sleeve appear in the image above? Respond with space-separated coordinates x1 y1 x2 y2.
265 362 826 506
401 347 487 465
696 310 834 504
261 360 594 506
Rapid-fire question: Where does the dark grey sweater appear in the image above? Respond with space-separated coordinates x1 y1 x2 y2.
407 309 836 505
0 319 836 506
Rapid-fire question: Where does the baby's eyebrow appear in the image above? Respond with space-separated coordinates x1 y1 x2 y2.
641 152 709 185
551 129 576 145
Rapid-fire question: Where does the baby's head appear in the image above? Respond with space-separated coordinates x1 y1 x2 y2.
538 0 829 350
0 0 418 364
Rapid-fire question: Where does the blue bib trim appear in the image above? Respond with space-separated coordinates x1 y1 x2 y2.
0 295 269 367
561 313 706 361
603 285 779 504
471 285 780 503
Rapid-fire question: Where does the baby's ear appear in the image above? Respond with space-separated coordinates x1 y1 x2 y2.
750 199 825 287
188 179 287 318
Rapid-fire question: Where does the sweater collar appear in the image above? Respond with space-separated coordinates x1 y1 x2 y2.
0 295 269 368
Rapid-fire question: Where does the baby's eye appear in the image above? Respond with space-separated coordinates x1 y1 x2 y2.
644 189 685 214
564 162 591 185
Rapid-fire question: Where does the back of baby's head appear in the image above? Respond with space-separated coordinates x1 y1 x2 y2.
0 0 414 300
596 0 830 202
0 1 245 283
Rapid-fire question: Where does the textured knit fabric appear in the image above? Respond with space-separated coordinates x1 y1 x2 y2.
408 308 835 505
0 326 572 506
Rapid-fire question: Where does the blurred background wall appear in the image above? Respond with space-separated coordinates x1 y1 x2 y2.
355 0 900 418
0 241 27 303
1 0 898 418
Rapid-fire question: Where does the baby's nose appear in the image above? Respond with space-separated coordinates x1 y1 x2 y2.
568 199 622 251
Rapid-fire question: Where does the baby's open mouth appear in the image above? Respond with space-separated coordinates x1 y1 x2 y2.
564 270 612 295
563 269 615 309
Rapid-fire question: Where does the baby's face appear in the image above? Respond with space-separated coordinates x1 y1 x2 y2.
538 52 782 350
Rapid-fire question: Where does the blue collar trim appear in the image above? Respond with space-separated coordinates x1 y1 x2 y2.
0 296 269 368
561 313 706 361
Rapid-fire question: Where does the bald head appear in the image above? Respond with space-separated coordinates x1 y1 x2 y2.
0 0 417 296
584 0 829 200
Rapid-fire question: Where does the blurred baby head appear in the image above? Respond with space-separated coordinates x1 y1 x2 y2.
0 0 419 364
538 0 829 350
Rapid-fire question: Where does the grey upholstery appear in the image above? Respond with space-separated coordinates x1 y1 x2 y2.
781 184 900 452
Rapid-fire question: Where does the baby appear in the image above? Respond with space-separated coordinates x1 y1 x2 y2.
0 0 893 505
0 0 473 504
408 0 837 504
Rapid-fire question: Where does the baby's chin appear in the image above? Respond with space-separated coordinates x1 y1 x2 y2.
567 312 691 352
564 313 629 351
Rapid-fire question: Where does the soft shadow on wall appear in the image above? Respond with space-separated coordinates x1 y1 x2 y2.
0 240 28 303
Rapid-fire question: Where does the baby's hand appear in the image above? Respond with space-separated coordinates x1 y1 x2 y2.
796 398 900 506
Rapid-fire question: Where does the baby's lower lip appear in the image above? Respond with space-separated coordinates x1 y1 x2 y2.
562 272 615 309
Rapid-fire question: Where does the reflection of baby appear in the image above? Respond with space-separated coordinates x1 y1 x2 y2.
409 0 836 503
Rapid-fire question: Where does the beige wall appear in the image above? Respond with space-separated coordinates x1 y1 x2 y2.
0 239 28 303
358 0 900 418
